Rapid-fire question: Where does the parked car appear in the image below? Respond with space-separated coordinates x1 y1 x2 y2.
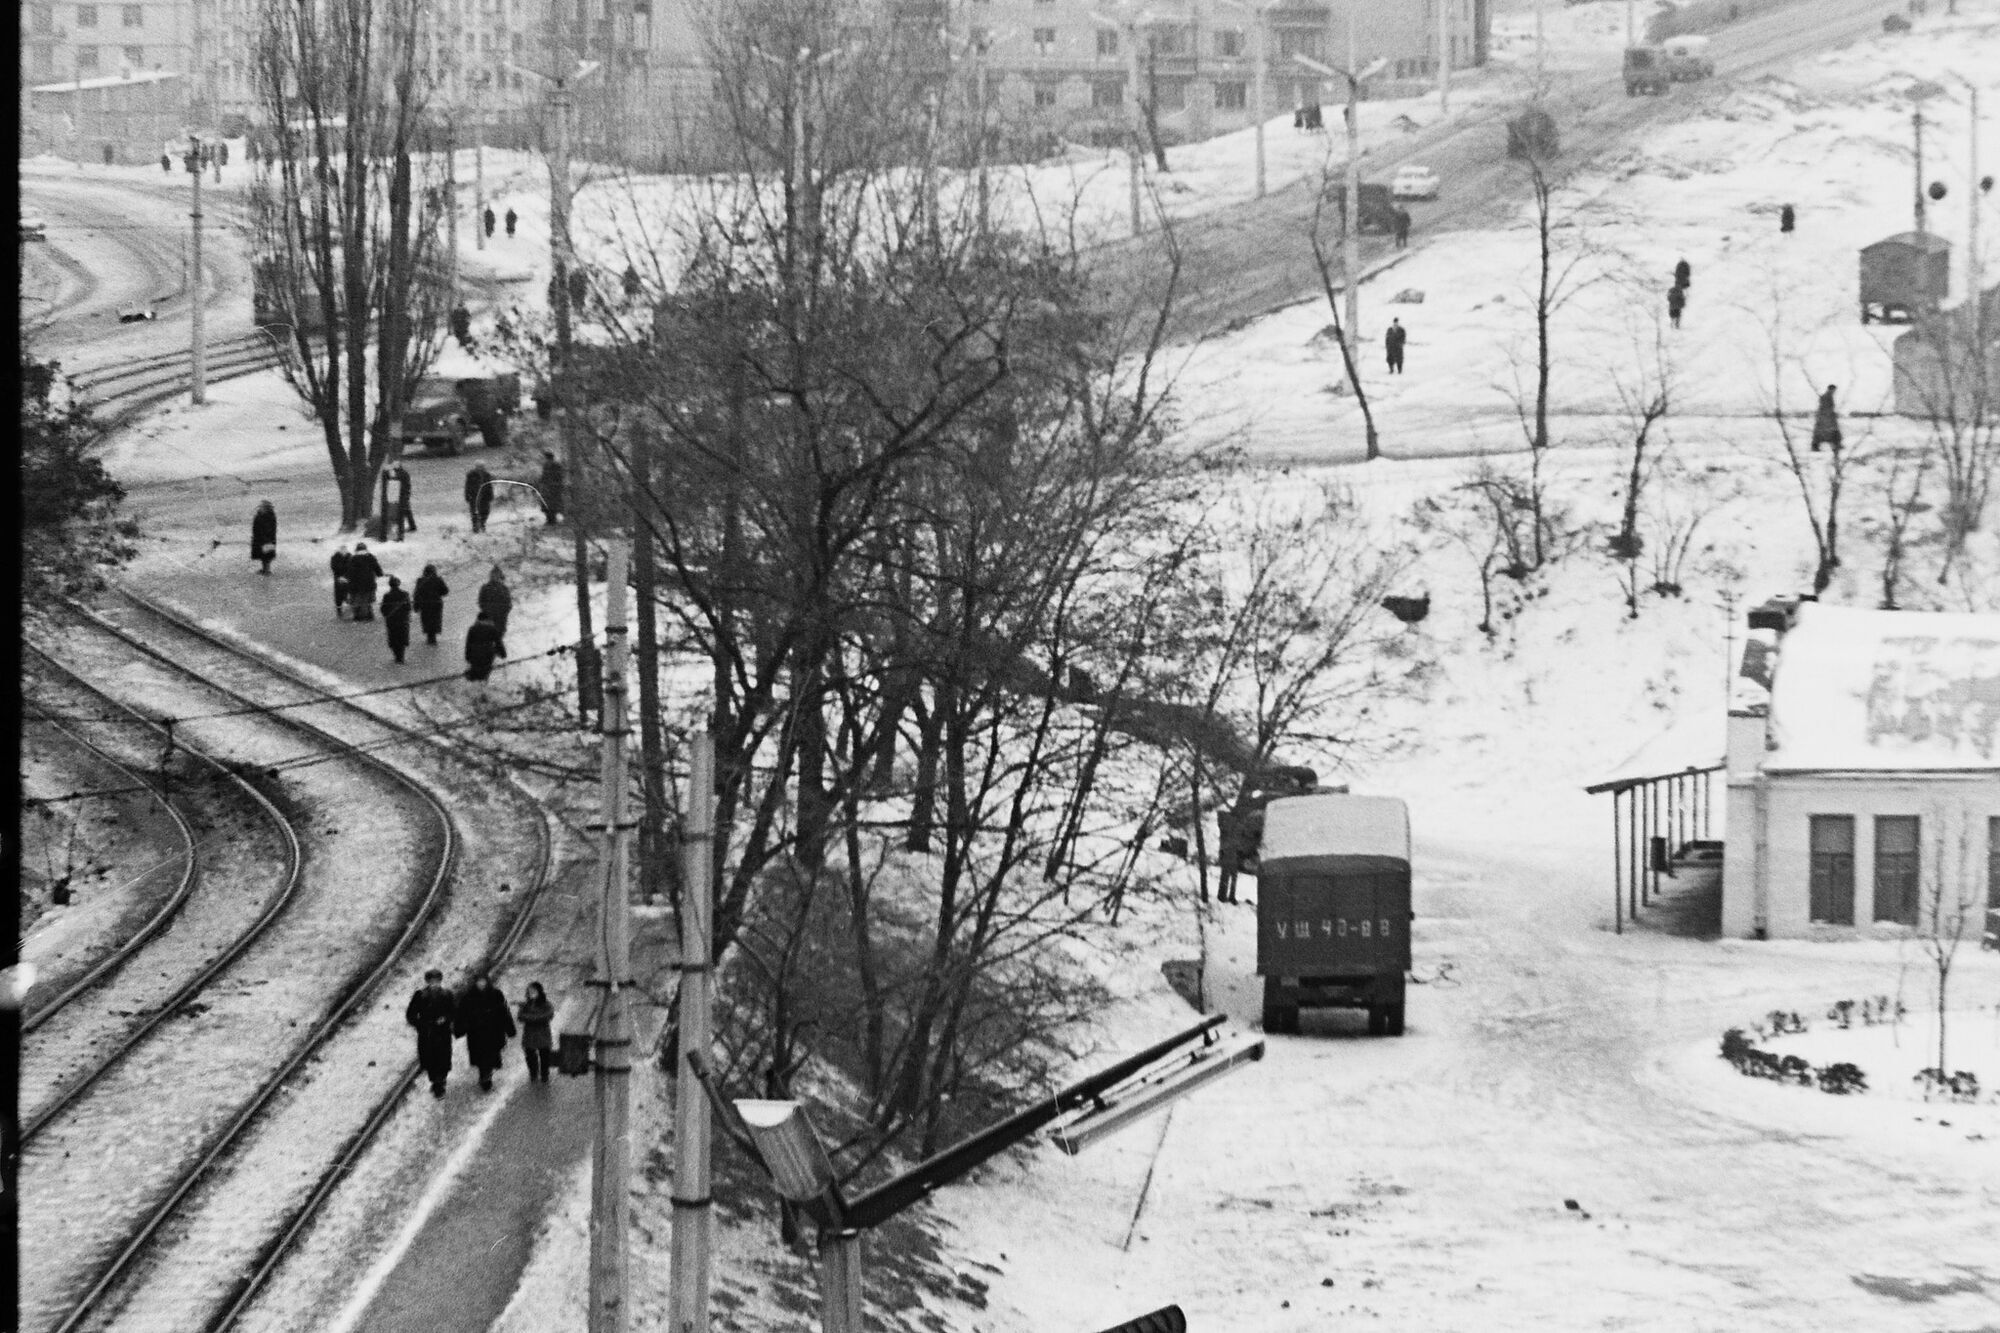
1624 47 1672 96
20 210 49 243
1391 164 1441 201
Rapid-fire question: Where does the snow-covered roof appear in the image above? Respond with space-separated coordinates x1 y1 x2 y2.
31 70 183 93
1764 603 2000 773
1585 711 1725 793
1260 793 1409 864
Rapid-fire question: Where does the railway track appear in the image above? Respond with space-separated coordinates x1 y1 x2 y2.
18 650 304 1148
20 604 459 1333
25 586 559 1333
67 332 287 424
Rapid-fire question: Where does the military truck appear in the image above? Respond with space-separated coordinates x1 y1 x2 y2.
1324 181 1401 235
1253 792 1413 1037
1624 47 1672 96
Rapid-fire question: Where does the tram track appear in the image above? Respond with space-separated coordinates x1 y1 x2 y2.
20 603 459 1333
39 586 560 1333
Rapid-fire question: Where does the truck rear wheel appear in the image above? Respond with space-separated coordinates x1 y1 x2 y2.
1383 1003 1405 1037
1367 1005 1387 1036
1263 1004 1298 1035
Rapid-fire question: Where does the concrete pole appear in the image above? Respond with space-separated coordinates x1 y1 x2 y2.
552 85 574 353
1437 0 1450 115
669 734 716 1333
1916 108 1927 235
1127 22 1144 236
819 1231 865 1333
1343 18 1361 355
190 137 206 405
1970 85 1982 310
446 116 460 298
587 539 635 1333
1626 0 1635 47
1252 7 1267 197
474 76 486 252
1535 0 1545 85
976 56 991 235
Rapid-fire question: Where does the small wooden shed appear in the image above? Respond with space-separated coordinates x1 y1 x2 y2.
1859 231 1950 324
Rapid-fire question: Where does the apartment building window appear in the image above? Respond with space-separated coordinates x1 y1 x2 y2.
1276 28 1321 61
76 4 100 26
1149 25 1186 56
122 3 142 24
77 45 101 70
1032 26 1056 54
1034 83 1059 107
1095 28 1118 57
1808 815 1855 925
1874 815 1921 926
969 25 990 50
1092 78 1122 107
31 4 54 33
1215 28 1243 58
1215 79 1246 110
124 43 144 65
512 32 524 53
1153 78 1185 110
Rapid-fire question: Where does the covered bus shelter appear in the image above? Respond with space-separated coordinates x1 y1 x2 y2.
1585 715 1723 934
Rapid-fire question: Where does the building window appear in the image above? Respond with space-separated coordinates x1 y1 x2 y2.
1034 83 1058 107
1216 28 1243 58
31 2 55 33
1032 26 1056 54
969 25 990 49
1092 79 1122 108
76 3 99 25
1152 78 1185 111
1215 79 1246 110
1808 815 1855 925
1149 25 1186 56
1276 28 1322 61
1096 28 1118 57
122 3 141 24
1873 815 1921 926
123 43 143 65
76 45 100 70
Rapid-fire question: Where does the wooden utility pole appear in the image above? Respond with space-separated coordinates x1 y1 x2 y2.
474 74 486 252
1127 20 1144 235
445 116 460 297
669 734 716 1332
189 136 206 405
1437 0 1451 114
1916 107 1928 234
1252 5 1267 197
1342 18 1362 351
587 539 635 1333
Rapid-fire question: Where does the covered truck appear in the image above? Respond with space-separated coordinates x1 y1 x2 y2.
1255 792 1412 1037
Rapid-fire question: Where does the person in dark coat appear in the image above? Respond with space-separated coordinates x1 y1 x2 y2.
381 576 413 663
388 463 416 540
465 463 494 532
477 566 513 652
1811 384 1842 452
347 542 383 621
1385 318 1407 374
1393 208 1412 250
331 545 352 617
504 206 518 238
483 205 497 238
406 968 457 1097
250 501 277 575
1673 257 1692 291
1666 283 1686 329
517 981 556 1083
538 450 565 524
455 972 516 1090
413 564 449 645
1780 203 1795 234
465 611 504 681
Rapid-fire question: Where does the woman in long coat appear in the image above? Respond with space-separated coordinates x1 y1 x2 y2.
381 576 413 664
346 542 383 621
516 981 556 1083
250 501 277 575
454 972 516 1091
1811 384 1842 452
464 611 503 681
330 546 352 616
476 567 513 651
413 564 449 646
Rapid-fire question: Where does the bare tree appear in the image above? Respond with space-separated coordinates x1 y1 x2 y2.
1413 456 1578 638
252 0 450 530
1917 805 1982 1077
1873 438 1935 610
1896 302 1999 585
1306 162 1382 460
1605 315 1677 615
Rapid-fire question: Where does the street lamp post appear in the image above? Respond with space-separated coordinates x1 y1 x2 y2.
1090 9 1148 236
187 135 208 406
1212 0 1268 197
1438 0 1451 115
1292 48 1386 373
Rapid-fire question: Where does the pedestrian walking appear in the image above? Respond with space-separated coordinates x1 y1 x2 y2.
388 462 416 539
347 542 384 621
1811 384 1842 452
483 205 497 238
517 982 556 1083
1393 208 1412 250
161 152 172 173
1666 283 1686 329
414 564 449 645
331 545 352 617
504 206 518 238
465 463 494 532
465 611 504 681
1384 318 1407 374
537 450 565 525
1780 203 1796 234
382 576 413 663
455 972 516 1091
477 566 513 651
622 264 643 299
1674 257 1692 291
406 968 457 1098
250 500 278 575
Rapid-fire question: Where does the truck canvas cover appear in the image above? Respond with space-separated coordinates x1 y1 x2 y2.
1257 794 1411 977
1259 793 1410 871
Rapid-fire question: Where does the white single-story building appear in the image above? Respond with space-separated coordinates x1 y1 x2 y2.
1722 601 2000 941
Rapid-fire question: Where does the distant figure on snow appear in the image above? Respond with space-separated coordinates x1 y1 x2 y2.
517 981 557 1083
406 968 457 1098
465 610 504 681
464 462 494 533
1779 203 1796 234
455 972 516 1091
538 451 565 525
1393 208 1411 250
382 463 415 540
1673 257 1692 291
1811 385 1842 452
331 545 352 617
414 564 450 646
381 575 413 663
504 206 518 238
483 205 497 238
1385 318 1407 374
250 501 277 575
477 566 513 652
346 542 384 621
1666 283 1686 329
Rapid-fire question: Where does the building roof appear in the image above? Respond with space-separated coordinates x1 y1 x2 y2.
1764 603 2000 773
30 69 183 94
1863 231 1953 255
1260 793 1409 863
1584 711 1724 794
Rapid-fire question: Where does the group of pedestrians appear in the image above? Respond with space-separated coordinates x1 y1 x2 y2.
329 543 458 666
406 970 558 1097
481 206 520 240
462 453 564 532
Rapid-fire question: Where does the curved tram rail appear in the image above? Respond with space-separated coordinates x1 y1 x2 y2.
68 331 285 424
79 587 559 1333
19 648 305 1143
27 601 460 1333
